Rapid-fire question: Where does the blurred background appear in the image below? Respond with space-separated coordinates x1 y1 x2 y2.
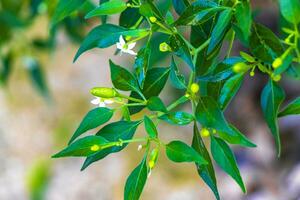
0 0 299 200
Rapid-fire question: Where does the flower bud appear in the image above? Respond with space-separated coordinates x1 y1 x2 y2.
232 62 249 73
149 16 157 23
148 148 159 169
250 71 255 77
200 128 210 137
272 74 281 82
272 58 282 69
159 42 171 52
90 87 118 98
190 83 200 93
90 144 100 152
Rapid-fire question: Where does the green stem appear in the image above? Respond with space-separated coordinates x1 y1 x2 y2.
195 38 211 54
118 93 146 103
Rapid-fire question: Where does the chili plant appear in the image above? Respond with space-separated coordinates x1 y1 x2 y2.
52 0 300 199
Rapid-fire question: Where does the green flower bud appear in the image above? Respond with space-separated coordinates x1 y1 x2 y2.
272 74 281 82
200 128 210 137
232 62 249 73
149 16 157 23
159 42 171 52
190 83 200 93
272 58 282 69
250 71 255 77
148 148 159 169
90 87 118 98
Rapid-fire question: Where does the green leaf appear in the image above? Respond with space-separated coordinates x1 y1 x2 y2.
170 57 187 89
69 107 114 144
147 96 167 112
192 124 220 200
234 0 252 43
124 156 148 200
219 73 244 110
53 136 109 158
169 34 194 70
211 136 246 193
173 0 218 26
240 51 255 63
119 7 142 28
51 0 85 26
172 0 190 15
144 116 158 138
250 23 284 62
196 96 255 147
278 97 300 117
261 79 285 156
85 0 127 18
166 141 207 165
134 44 151 88
74 24 149 61
159 111 194 126
81 120 141 170
142 67 170 98
207 8 232 54
279 0 300 24
0 53 12 85
109 60 140 92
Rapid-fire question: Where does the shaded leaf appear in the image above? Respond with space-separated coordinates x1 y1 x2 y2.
166 141 207 165
261 79 285 156
211 136 246 193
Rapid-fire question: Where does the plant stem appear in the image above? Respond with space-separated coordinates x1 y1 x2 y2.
118 93 146 103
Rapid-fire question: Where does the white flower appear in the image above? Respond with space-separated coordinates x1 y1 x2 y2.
91 97 114 107
116 35 137 56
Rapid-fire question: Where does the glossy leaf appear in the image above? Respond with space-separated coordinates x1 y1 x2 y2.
250 23 283 62
159 111 194 126
124 156 148 200
211 136 246 193
196 96 255 147
192 124 220 200
147 96 167 112
219 73 244 110
53 136 109 158
173 0 218 26
85 0 127 18
279 0 300 24
166 141 207 165
69 107 114 144
261 79 285 156
278 97 300 117
142 67 170 98
51 0 85 26
134 44 151 88
234 0 252 43
170 57 186 89
144 116 158 138
109 60 140 92
207 8 232 54
74 24 149 61
81 120 141 170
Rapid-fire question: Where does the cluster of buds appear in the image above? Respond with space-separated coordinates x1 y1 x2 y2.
200 128 217 137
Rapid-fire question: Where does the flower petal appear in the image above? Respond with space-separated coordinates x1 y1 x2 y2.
127 42 136 50
104 99 114 104
119 35 125 46
127 49 137 56
116 42 122 50
99 102 106 107
91 97 100 105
